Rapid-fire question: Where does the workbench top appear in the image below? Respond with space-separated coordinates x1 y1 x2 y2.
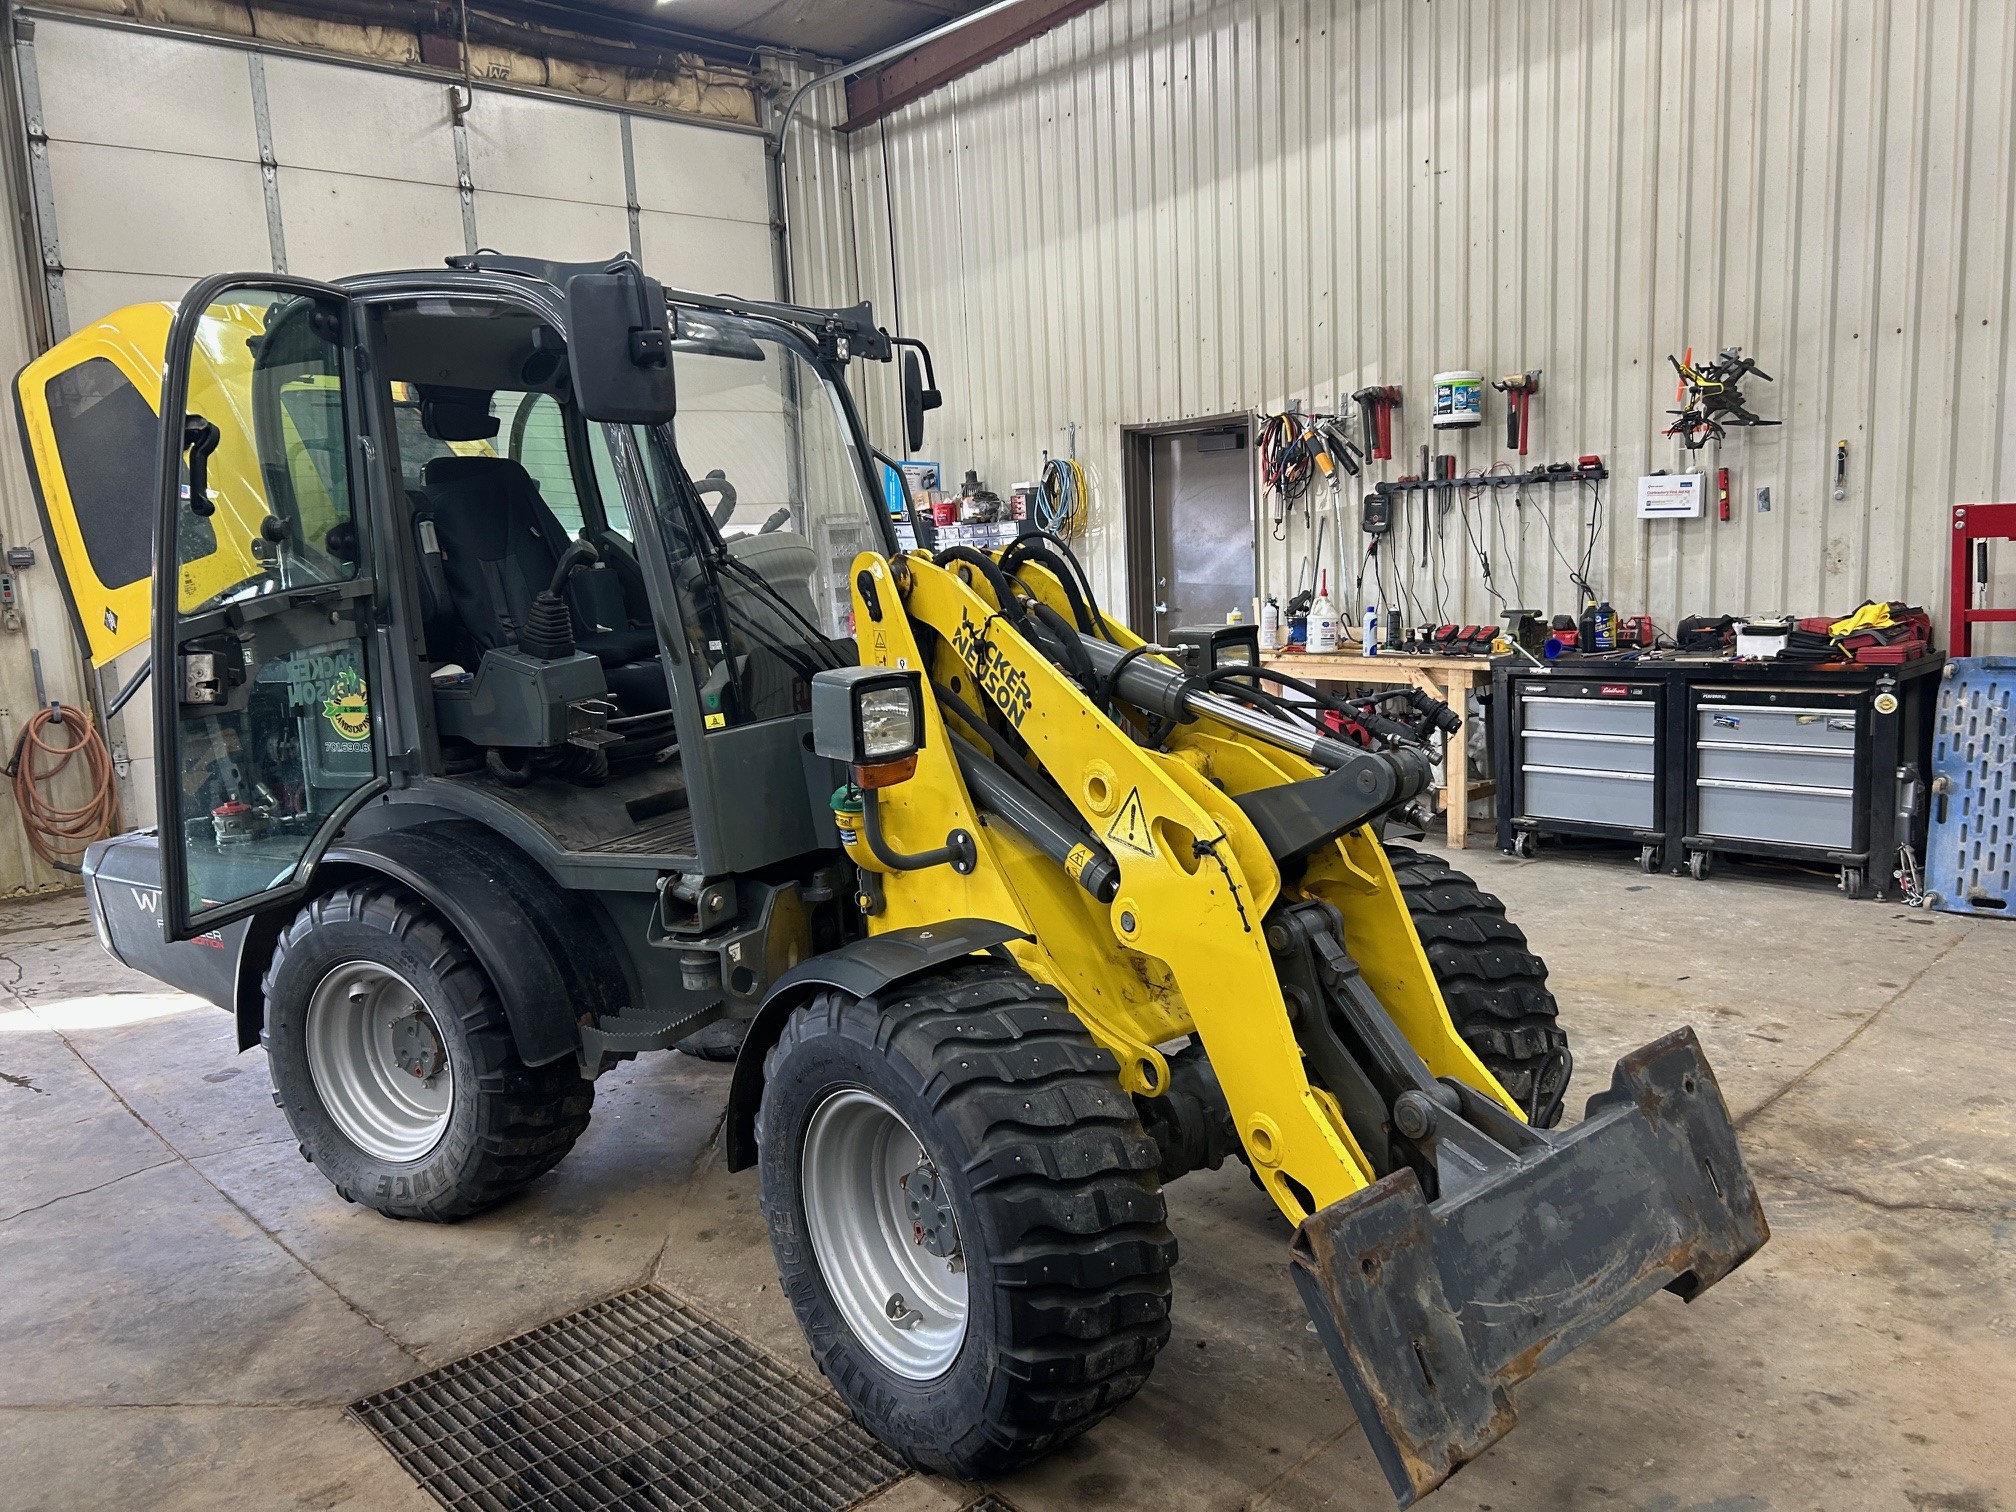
1262 647 1499 674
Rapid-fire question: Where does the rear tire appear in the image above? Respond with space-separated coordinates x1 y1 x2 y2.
755 958 1175 1481
261 883 594 1221
1386 848 1572 1127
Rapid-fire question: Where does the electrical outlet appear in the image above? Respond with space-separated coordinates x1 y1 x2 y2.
1756 486 1772 513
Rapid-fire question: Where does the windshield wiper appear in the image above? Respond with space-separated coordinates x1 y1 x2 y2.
711 549 848 670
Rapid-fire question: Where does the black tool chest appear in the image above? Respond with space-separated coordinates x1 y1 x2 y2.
1491 655 1942 898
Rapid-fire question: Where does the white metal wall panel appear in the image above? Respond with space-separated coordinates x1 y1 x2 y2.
279 169 468 279
34 20 256 158
262 55 460 186
465 89 628 209
633 113 772 297
785 0 2016 644
264 53 467 277
643 213 775 299
630 114 767 223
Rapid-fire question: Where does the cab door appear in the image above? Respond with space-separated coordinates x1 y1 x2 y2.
152 276 384 941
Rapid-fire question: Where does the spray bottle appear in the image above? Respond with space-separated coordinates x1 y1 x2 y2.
1308 571 1339 653
1364 600 1380 656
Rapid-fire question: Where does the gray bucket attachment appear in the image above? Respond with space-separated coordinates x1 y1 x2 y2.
1290 1026 1768 1506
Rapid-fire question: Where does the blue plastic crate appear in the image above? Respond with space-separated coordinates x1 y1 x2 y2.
1925 657 2016 916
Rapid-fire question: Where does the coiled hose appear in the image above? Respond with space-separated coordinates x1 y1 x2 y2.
6 704 123 872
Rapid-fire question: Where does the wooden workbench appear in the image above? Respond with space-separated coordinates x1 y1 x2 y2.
1262 648 1499 849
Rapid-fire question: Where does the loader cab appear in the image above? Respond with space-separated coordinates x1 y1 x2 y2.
18 259 902 944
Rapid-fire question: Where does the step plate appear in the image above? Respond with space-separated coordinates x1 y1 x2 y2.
1289 1027 1769 1507
350 1285 903 1511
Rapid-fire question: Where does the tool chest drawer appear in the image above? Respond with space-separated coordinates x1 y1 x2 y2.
1523 729 1657 774
1694 741 1856 789
1695 703 1858 750
1698 779 1856 850
1522 767 1656 829
1523 695 1658 738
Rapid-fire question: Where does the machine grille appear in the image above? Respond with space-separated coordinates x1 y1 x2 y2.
349 1286 905 1512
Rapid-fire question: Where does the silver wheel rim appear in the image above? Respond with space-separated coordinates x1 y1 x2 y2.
801 1088 969 1380
304 961 453 1162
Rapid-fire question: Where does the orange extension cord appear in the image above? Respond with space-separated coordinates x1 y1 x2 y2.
7 703 123 872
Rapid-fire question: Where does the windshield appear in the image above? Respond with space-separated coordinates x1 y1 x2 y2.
630 311 884 730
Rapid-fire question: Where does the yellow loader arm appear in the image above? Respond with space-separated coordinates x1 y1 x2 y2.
838 543 1768 1506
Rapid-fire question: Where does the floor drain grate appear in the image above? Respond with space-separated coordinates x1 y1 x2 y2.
349 1285 905 1511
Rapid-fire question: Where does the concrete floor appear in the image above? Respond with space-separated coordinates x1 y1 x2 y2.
3 845 2012 1512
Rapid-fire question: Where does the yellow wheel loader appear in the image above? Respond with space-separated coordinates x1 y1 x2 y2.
19 253 1765 1506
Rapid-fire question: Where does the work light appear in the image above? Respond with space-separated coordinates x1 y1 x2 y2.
812 667 925 782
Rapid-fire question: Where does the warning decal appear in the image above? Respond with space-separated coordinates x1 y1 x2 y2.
1105 788 1156 856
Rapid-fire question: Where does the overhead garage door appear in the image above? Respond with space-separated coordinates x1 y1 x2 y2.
26 17 777 331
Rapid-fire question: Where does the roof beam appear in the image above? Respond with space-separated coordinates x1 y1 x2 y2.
839 0 1106 130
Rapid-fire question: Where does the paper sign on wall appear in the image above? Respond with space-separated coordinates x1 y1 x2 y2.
1637 472 1704 518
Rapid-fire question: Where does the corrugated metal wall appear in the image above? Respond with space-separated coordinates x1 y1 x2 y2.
786 0 2016 645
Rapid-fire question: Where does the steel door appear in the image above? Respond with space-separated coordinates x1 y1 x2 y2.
1146 429 1254 640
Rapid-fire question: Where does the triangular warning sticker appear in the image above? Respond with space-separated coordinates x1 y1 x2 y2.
1105 788 1156 856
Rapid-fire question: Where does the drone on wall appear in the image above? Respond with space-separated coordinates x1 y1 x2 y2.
1665 346 1780 449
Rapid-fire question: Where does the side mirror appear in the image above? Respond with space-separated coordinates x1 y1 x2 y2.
899 346 941 453
564 265 677 425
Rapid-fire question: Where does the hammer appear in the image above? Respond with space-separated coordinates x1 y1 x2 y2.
1493 370 1541 454
1352 385 1402 460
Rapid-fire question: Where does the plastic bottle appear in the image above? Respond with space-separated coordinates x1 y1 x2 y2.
1260 596 1282 651
1364 601 1380 656
1598 601 1620 650
1308 571 1339 653
1226 604 1245 625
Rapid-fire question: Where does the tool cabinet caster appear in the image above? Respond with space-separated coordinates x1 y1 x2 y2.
1840 866 1865 899
1512 831 1538 859
1637 844 1659 875
1688 850 1712 881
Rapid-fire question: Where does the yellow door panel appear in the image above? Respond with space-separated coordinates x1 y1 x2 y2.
15 298 371 668
14 304 178 666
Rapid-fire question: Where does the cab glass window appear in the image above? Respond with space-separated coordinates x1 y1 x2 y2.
495 391 582 533
177 289 359 613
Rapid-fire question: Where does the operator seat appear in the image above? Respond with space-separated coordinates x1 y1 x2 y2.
412 389 669 713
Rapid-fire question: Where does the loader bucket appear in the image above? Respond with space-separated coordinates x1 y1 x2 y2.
1290 1027 1768 1507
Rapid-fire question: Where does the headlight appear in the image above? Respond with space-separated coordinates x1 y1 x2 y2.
857 685 919 759
811 667 926 773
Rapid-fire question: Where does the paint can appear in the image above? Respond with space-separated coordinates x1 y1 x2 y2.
1432 370 1484 429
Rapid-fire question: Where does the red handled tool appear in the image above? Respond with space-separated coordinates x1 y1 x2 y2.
1717 466 1730 522
1352 385 1402 461
1492 370 1541 455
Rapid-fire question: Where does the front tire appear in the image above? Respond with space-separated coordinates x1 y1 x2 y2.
1387 848 1573 1127
261 883 594 1221
756 958 1175 1481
